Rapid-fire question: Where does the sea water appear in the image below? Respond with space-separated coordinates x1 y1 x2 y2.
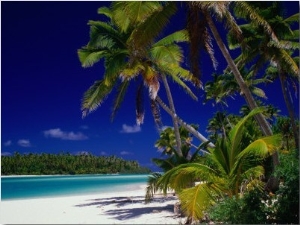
1 174 149 200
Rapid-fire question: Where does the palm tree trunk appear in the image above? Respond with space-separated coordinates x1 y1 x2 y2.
156 96 215 148
205 13 280 190
279 71 299 153
161 74 182 157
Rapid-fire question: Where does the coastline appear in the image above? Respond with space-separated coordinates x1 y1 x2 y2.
1 184 184 224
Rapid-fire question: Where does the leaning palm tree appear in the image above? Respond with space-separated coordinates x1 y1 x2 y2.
78 5 200 157
227 2 299 151
78 3 216 156
157 107 282 222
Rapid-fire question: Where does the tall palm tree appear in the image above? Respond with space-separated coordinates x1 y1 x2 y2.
227 2 299 152
78 5 215 157
157 107 282 222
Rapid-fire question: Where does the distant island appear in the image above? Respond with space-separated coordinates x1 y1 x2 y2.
1 152 151 175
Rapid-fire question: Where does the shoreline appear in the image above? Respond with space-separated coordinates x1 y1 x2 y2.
1 173 150 178
1 185 185 224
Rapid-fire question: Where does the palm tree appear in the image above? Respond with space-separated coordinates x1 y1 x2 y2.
227 2 299 152
157 107 282 222
78 5 202 157
204 69 272 108
145 125 209 203
108 2 297 173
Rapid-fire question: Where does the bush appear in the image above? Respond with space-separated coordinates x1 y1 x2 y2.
208 188 272 224
273 150 299 224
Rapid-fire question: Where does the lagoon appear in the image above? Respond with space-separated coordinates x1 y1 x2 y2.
1 174 149 200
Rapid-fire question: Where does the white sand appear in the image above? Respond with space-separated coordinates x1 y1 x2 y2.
0 185 185 224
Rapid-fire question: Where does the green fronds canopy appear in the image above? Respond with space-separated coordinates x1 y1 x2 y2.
157 107 282 221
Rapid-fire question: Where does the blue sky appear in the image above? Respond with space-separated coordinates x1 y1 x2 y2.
1 1 299 171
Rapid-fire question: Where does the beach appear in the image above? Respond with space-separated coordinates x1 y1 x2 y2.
0 184 185 224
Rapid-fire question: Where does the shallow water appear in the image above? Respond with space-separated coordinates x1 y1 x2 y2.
1 174 148 200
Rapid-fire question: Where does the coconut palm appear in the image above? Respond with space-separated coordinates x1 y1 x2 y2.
78 5 211 156
145 125 209 203
157 107 282 222
227 2 299 151
109 2 293 169
204 69 272 108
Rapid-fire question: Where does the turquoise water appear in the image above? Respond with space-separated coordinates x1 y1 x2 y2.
1 174 149 200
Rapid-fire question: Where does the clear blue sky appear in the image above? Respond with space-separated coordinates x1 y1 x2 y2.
1 1 299 171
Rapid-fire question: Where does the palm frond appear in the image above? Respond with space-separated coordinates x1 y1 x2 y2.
128 2 177 55
112 1 163 32
111 81 130 122
81 79 116 118
151 44 183 65
284 13 299 23
237 134 282 160
251 87 268 99
229 107 266 156
233 2 279 43
87 20 126 49
179 183 217 220
97 6 113 19
153 29 189 47
77 48 107 68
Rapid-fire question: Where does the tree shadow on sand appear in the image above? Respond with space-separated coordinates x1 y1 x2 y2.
104 204 175 220
74 195 179 221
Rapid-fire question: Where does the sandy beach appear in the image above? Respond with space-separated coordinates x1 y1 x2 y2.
0 184 185 224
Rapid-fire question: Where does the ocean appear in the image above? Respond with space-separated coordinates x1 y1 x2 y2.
1 174 149 200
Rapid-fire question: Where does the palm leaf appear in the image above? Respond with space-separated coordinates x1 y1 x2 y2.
97 6 113 19
153 29 190 47
112 1 162 32
111 81 130 122
128 2 177 52
87 20 125 49
81 79 116 117
77 48 107 68
179 183 217 220
229 107 266 158
237 134 282 161
150 44 183 65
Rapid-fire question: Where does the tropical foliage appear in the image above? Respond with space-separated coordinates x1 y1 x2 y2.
1 152 151 175
157 108 281 221
77 1 299 224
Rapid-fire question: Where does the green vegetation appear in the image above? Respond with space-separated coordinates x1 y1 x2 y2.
77 1 299 224
1 152 151 175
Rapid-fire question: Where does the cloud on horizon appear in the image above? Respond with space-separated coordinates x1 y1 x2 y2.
120 151 132 155
1 151 12 156
44 128 88 140
18 139 31 147
120 124 141 133
4 140 12 146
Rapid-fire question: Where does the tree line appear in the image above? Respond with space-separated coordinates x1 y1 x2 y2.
1 152 151 175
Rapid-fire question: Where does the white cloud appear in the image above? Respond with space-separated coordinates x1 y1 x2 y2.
18 139 31 147
1 151 12 156
44 128 88 140
100 151 107 155
120 124 141 133
80 125 89 130
4 140 12 146
120 151 132 155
